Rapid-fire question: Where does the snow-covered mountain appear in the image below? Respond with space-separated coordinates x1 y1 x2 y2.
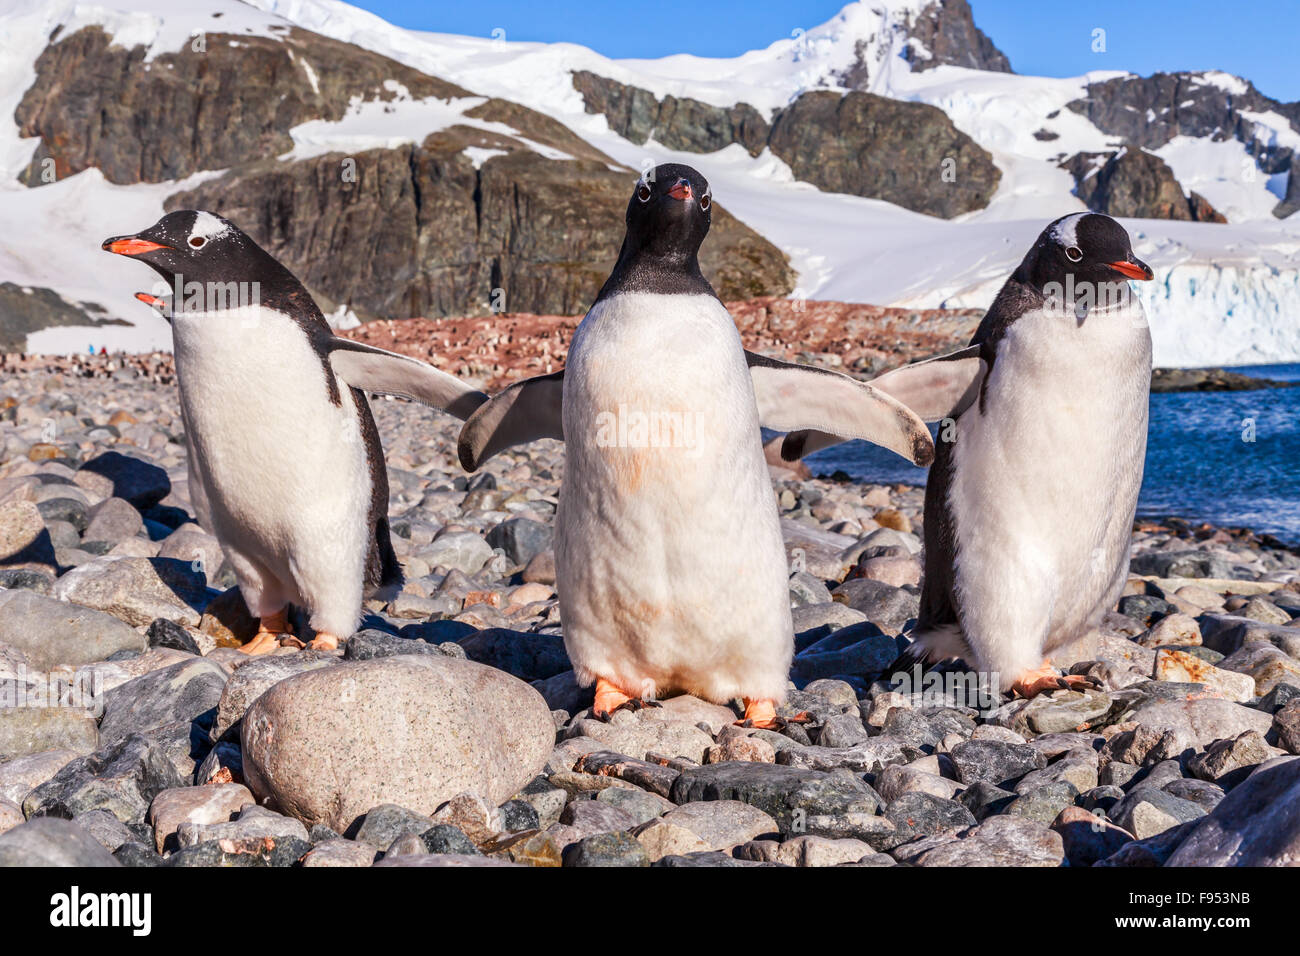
1 0 1298 366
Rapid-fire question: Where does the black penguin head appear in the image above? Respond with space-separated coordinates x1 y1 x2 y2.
103 211 255 283
102 211 310 319
623 163 713 262
1023 212 1153 292
594 163 719 302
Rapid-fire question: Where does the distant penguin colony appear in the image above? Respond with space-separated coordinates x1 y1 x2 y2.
103 211 487 653
103 180 1157 711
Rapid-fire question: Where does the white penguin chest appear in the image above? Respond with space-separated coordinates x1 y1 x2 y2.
171 307 371 537
950 300 1151 585
562 292 766 500
554 292 792 693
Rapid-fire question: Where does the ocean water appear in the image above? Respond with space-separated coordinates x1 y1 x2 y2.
804 363 1300 546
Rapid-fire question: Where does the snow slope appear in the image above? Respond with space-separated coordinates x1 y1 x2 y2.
2 0 1299 366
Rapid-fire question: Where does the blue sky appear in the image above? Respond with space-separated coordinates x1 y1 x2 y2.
353 1 1300 102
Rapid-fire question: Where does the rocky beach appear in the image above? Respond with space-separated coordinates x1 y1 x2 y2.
1 354 1299 868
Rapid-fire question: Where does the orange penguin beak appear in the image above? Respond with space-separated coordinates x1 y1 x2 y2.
102 237 167 256
666 179 693 201
1106 258 1153 281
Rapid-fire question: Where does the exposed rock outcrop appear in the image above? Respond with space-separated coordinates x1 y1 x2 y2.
571 72 769 156
572 78 1000 219
16 26 467 186
167 129 794 318
1060 148 1226 222
1066 72 1300 219
14 25 793 321
768 91 1000 218
897 0 1013 74
0 284 125 353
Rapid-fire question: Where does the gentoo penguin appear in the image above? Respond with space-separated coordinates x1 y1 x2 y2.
786 212 1153 697
458 164 944 727
103 211 487 653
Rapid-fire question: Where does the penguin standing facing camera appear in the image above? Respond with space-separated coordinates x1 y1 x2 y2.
103 210 487 653
459 164 949 727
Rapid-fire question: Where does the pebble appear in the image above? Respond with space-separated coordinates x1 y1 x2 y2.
1186 730 1278 787
176 804 309 849
301 838 379 867
915 815 1064 867
1124 697 1273 751
563 831 650 867
1051 805 1134 867
0 748 78 804
73 808 138 851
98 657 228 746
1109 787 1207 839
148 783 253 852
1167 756 1300 865
52 556 208 627
1273 699 1300 755
1153 648 1254 702
947 739 1047 788
655 800 779 850
736 834 877 867
0 704 99 762
3 361 1298 868
24 733 185 824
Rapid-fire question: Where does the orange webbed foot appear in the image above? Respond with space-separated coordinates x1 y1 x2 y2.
239 609 291 655
590 677 662 721
737 699 809 730
1010 660 1103 698
307 632 340 652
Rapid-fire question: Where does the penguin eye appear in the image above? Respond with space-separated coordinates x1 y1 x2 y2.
1065 245 1082 263
189 236 207 249
700 194 711 211
636 183 652 203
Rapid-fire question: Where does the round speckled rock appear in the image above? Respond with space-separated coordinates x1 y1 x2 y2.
241 656 554 833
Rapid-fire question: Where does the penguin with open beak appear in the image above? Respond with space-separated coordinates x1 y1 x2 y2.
104 210 487 653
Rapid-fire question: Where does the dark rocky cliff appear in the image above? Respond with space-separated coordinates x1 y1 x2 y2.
14 26 793 322
167 123 793 319
768 91 1000 218
0 285 124 353
15 26 467 186
1061 149 1226 222
572 73 1000 219
897 0 1013 73
1067 72 1300 219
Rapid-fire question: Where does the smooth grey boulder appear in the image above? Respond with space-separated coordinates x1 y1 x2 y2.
241 655 554 833
0 816 121 866
0 590 144 670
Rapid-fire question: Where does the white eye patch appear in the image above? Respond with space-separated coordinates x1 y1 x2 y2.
1049 212 1087 249
188 211 231 246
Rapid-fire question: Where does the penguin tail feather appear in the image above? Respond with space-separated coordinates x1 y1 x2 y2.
365 517 404 602
885 623 969 676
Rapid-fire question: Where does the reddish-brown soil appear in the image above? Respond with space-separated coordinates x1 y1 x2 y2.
339 297 983 390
